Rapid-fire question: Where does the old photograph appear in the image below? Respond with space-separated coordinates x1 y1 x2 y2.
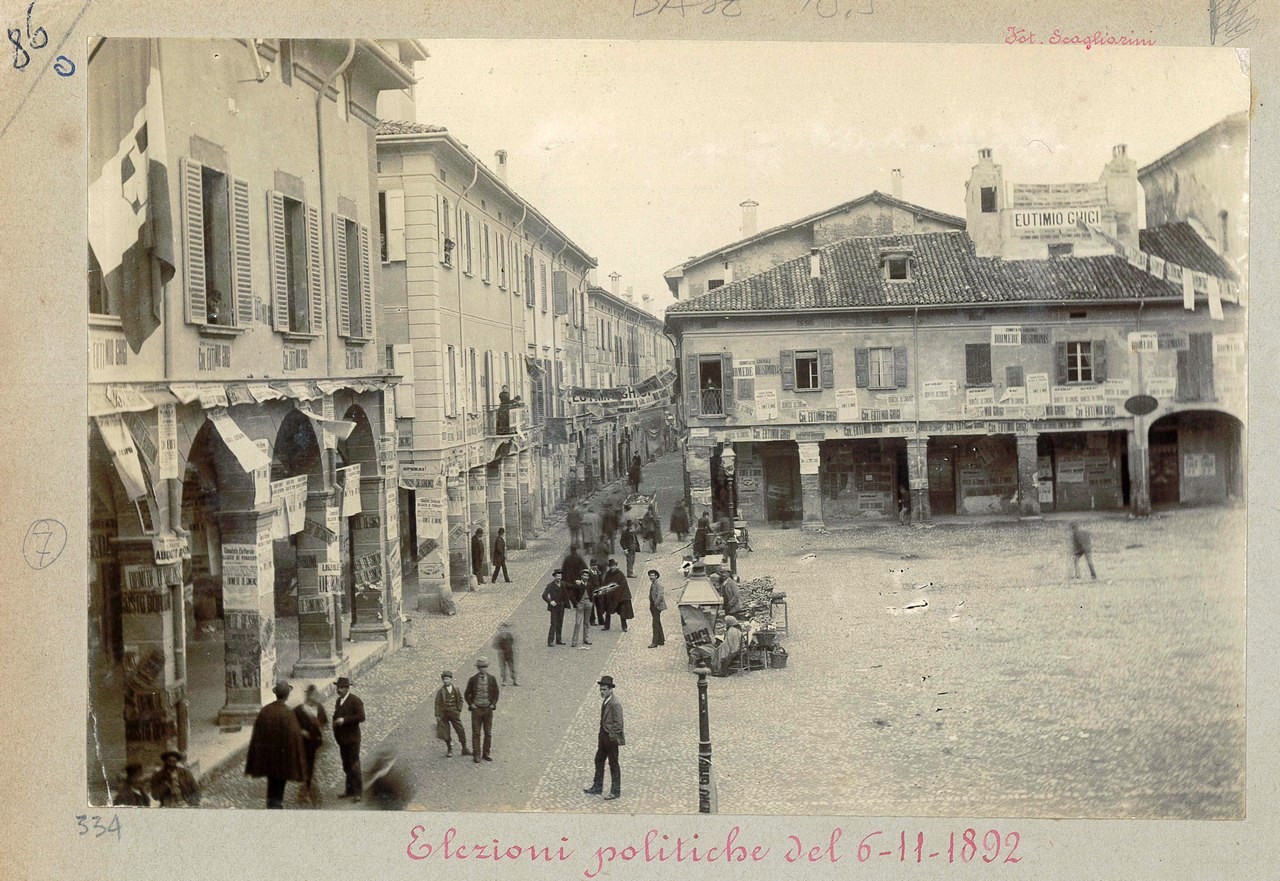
86 37 1248 819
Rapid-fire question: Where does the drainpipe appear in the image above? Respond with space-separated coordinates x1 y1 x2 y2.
912 305 922 521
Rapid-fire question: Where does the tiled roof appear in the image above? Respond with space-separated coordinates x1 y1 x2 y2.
665 191 965 279
1139 222 1237 281
667 231 1227 315
376 119 449 136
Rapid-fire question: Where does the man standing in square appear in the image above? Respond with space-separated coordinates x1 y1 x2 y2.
583 675 624 800
543 569 568 647
433 671 470 758
332 676 365 801
465 657 500 763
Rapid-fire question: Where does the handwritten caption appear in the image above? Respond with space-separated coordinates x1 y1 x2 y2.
8 2 73 75
76 814 122 841
1004 26 1155 49
629 0 875 18
407 826 1023 877
23 518 67 569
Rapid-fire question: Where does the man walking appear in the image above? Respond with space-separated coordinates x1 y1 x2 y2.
471 527 487 585
583 675 624 800
434 671 470 758
332 676 366 801
492 526 511 583
646 569 667 648
620 522 641 578
1069 521 1098 580
245 680 307 809
543 569 569 646
569 574 594 649
567 504 584 549
493 622 518 686
628 454 643 494
465 658 500 763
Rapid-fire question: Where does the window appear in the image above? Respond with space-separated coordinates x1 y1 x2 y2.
380 189 404 262
694 354 729 415
439 196 453 267
524 253 535 306
707 279 724 290
1064 341 1094 383
333 215 370 339
1006 365 1025 388
1048 243 1074 258
498 233 507 288
980 186 997 213
267 186 321 336
195 165 233 325
483 351 494 409
1176 332 1215 402
281 196 310 332
463 211 473 274
965 343 992 385
885 255 910 281
794 350 820 390
446 345 458 415
868 347 896 389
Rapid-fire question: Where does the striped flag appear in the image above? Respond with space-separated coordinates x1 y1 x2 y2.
88 39 174 355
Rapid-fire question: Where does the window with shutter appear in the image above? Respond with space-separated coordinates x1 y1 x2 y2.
280 196 310 333
965 343 992 385
1055 342 1068 385
358 224 373 340
305 205 323 334
793 350 818 390
1091 339 1107 383
231 177 253 327
181 157 208 325
1063 341 1094 383
685 353 700 416
482 222 491 281
893 346 909 388
720 353 734 414
268 191 289 332
854 348 869 388
780 350 796 390
464 212 473 274
333 214 350 337
439 196 453 267
385 189 406 262
540 262 548 312
819 348 835 389
1006 365 1025 388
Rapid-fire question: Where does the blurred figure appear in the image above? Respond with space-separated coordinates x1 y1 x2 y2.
365 746 416 810
150 750 200 807
669 502 690 542
566 504 584 548
628 454 643 494
620 522 641 578
493 622 518 686
113 763 152 807
561 543 588 588
1070 521 1098 580
245 680 307 809
293 683 329 806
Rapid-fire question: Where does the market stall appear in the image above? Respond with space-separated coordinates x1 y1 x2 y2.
677 567 789 674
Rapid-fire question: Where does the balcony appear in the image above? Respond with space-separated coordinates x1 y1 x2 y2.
700 387 724 416
483 403 526 437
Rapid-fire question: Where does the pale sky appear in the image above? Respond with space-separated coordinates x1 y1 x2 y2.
414 42 1249 313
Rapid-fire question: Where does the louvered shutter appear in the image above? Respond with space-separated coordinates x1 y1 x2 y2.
819 348 834 389
386 189 405 262
230 177 252 327
685 353 700 416
1175 350 1194 401
180 157 207 325
966 343 991 385
721 353 734 414
854 348 869 388
334 215 350 337
306 205 323 334
1054 342 1068 385
780 350 796 390
553 270 569 315
359 224 373 340
267 191 289 332
1091 339 1106 383
1191 332 1214 400
893 346 908 388
1006 365 1025 388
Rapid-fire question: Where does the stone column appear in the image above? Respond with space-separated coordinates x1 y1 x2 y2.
292 490 348 678
486 461 505 543
415 475 453 614
503 454 523 549
216 509 278 726
907 436 932 523
1015 432 1042 518
468 467 488 582
349 474 391 641
117 537 190 765
1127 421 1152 517
798 441 825 529
446 474 471 594
518 448 536 541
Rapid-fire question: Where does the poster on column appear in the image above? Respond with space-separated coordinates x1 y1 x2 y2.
253 439 271 506
222 543 258 610
157 403 179 479
326 507 341 563
321 396 336 450
799 443 820 475
755 389 778 421
386 481 399 542
340 464 362 516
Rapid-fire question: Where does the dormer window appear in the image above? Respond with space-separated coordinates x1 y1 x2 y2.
881 249 913 282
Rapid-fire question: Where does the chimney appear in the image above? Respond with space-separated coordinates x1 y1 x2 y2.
494 150 508 184
809 247 821 280
979 147 994 162
739 199 759 238
891 168 903 200
626 285 635 303
1113 144 1127 159
609 272 622 296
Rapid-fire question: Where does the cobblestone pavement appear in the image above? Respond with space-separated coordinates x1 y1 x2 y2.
203 456 1245 819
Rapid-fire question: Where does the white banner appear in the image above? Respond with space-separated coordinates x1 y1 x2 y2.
991 326 1021 346
209 409 271 473
157 403 179 480
340 464 363 517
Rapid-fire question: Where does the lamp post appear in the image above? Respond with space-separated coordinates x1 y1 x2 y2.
719 446 739 577
694 661 715 813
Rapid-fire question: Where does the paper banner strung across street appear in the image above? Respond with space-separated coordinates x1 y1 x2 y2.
169 383 200 405
196 384 229 409
295 404 354 449
209 408 271 473
1082 220 1234 319
287 382 320 401
94 413 149 500
107 385 154 413
246 382 285 403
339 464 362 517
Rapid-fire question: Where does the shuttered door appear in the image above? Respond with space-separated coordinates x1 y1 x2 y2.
230 177 253 327
267 191 289 332
180 157 207 325
893 346 909 388
819 348 834 388
720 353 734 414
965 344 991 385
685 353 700 416
780 350 795 390
359 224 373 339
306 205 324 334
334 215 350 337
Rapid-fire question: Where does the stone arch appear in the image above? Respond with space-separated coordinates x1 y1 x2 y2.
1147 409 1244 508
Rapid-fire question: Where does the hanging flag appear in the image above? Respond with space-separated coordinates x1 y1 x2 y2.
1182 268 1195 312
1207 276 1224 321
88 39 175 355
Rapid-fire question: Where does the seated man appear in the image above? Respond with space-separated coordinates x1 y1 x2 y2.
691 615 745 676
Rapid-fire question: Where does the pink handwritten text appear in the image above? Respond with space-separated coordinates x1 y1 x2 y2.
1005 26 1156 49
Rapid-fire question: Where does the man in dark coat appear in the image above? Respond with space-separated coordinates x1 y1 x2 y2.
670 503 690 542
465 658 500 763
113 763 152 807
150 750 200 807
692 513 710 558
491 526 511 583
332 676 366 800
619 522 641 578
583 675 625 800
245 680 308 809
641 507 661 552
543 569 569 646
628 454 643 494
471 527 487 585
561 544 588 588
566 504 584 549
293 683 329 806
598 559 634 632
433 671 469 758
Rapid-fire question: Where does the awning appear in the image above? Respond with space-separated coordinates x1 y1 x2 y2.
208 408 271 472
93 413 148 500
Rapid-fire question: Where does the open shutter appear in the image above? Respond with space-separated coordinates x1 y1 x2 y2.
230 177 253 327
553 270 569 315
893 346 908 388
306 205 324 334
267 191 289 332
685 353 700 416
819 348 835 389
1175 350 1194 402
780 350 796 390
1191 332 1214 400
1054 342 1068 385
386 189 405 261
334 215 350 337
1006 365 1025 388
854 348 869 388
721 353 734 414
359 224 373 340
1091 339 1107 383
180 157 207 325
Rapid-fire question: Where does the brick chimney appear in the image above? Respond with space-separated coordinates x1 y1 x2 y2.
891 168 903 200
494 150 508 184
740 199 759 238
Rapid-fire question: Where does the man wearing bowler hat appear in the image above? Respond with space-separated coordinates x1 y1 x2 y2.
583 675 624 800
465 658 500 763
332 676 366 800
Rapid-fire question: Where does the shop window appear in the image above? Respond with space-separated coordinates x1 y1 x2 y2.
980 186 997 213
965 343 992 386
1056 340 1107 384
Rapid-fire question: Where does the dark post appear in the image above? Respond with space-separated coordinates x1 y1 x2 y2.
695 662 714 813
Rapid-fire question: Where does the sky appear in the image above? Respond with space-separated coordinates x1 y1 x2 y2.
413 42 1250 313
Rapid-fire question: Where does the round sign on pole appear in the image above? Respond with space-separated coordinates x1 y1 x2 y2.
1124 394 1159 416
